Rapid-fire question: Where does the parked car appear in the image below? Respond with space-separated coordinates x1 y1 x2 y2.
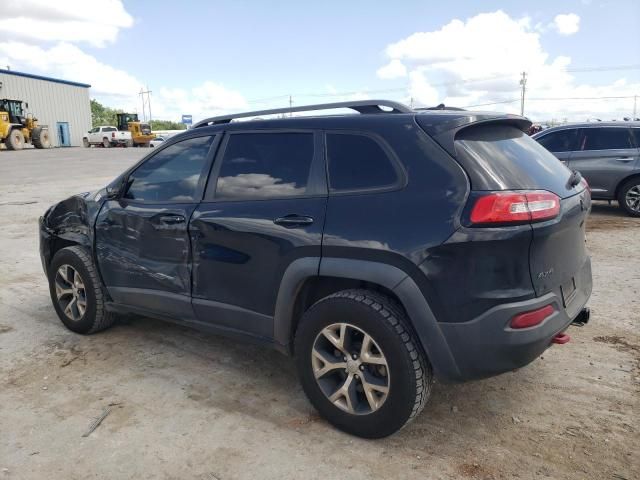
83 126 132 148
533 123 640 216
149 136 166 148
40 100 592 438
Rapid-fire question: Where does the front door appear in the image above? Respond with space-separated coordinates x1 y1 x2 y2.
56 122 70 147
190 130 326 339
569 127 639 197
95 134 218 319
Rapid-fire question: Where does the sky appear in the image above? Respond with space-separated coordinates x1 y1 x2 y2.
0 0 639 123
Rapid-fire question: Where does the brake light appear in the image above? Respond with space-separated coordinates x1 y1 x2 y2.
580 177 590 193
470 191 560 225
112 132 115 138
510 305 554 329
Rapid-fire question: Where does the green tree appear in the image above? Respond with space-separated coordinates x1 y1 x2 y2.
90 99 122 127
150 120 187 131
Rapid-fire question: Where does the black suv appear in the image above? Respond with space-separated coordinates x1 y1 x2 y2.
39 100 592 438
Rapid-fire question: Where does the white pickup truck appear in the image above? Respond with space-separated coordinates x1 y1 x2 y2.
83 126 133 148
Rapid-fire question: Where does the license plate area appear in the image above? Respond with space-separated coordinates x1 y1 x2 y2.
561 277 577 307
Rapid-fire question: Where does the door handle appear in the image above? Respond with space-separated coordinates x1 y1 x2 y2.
158 214 186 224
273 215 314 227
614 157 633 162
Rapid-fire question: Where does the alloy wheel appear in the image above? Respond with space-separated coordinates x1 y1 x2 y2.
54 265 87 322
311 323 390 415
625 185 640 212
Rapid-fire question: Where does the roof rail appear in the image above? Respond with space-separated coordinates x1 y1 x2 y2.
193 99 412 128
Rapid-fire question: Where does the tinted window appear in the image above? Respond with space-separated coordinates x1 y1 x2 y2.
327 134 398 191
125 135 214 202
455 125 572 196
215 133 314 199
536 129 578 152
103 127 117 132
581 127 634 150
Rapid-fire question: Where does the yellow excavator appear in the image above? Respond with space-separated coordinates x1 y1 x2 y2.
116 113 155 147
0 98 50 150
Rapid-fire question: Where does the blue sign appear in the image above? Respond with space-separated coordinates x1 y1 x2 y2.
181 114 193 125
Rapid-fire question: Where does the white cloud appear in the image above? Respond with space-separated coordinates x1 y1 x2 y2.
552 13 580 35
378 10 639 121
0 0 133 47
376 59 407 79
0 1 248 123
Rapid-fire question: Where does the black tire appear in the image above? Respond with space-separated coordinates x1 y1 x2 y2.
617 177 640 217
102 138 110 148
5 128 25 150
32 127 51 149
83 138 90 148
294 289 433 438
48 246 117 334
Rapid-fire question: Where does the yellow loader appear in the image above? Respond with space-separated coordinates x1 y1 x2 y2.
0 98 51 150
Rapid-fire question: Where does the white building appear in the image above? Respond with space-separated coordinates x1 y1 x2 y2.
0 69 91 147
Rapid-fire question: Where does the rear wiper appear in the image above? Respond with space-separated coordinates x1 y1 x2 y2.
568 170 582 188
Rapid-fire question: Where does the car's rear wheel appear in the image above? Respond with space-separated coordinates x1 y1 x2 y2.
295 289 433 438
49 246 117 334
618 177 640 217
102 138 110 148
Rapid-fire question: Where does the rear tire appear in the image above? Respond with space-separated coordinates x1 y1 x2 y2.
48 246 117 334
294 289 433 438
618 177 640 217
102 138 110 148
5 129 25 150
32 127 51 149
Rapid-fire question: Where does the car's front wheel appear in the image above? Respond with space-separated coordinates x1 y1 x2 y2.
295 289 433 438
618 177 640 217
48 246 117 334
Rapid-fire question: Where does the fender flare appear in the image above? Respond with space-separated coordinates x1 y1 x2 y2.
273 257 462 381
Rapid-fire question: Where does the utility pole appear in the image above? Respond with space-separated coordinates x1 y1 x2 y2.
139 87 152 122
289 95 293 117
519 72 527 116
410 97 414 109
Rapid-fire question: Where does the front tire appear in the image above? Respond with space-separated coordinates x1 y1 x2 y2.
48 246 117 334
32 127 51 149
83 138 90 148
294 289 433 438
618 177 640 217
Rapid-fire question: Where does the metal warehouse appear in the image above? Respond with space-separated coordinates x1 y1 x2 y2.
0 69 91 148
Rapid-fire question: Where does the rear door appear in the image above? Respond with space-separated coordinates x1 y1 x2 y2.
569 126 638 198
95 134 218 319
534 127 579 165
190 130 326 339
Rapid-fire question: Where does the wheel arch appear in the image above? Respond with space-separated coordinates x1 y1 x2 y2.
274 257 462 381
614 172 640 200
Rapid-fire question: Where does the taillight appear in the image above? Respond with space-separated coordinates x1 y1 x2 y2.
510 304 554 329
580 177 590 193
470 190 560 225
112 132 115 138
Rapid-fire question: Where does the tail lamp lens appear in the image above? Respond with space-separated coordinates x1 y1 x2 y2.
470 191 560 225
510 305 555 329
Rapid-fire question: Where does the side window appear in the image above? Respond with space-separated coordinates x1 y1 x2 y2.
581 128 634 151
215 132 314 199
124 135 214 202
326 133 399 191
536 129 578 152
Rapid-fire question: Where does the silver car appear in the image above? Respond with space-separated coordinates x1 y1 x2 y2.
533 123 640 216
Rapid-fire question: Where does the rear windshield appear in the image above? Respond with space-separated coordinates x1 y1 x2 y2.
455 125 574 197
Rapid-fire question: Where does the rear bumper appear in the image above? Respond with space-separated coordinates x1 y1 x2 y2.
437 257 592 381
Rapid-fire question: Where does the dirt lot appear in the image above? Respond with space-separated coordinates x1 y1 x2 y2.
0 148 638 480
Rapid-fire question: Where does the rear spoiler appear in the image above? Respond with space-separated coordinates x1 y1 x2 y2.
416 113 531 158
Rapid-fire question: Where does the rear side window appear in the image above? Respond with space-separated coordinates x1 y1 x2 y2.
326 133 399 191
125 135 214 202
580 127 634 150
215 132 314 199
536 129 578 152
455 125 572 196
103 127 117 132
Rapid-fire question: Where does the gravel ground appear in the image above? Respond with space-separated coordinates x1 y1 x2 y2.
0 148 638 480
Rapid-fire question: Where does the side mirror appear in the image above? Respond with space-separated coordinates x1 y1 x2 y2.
105 177 126 199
